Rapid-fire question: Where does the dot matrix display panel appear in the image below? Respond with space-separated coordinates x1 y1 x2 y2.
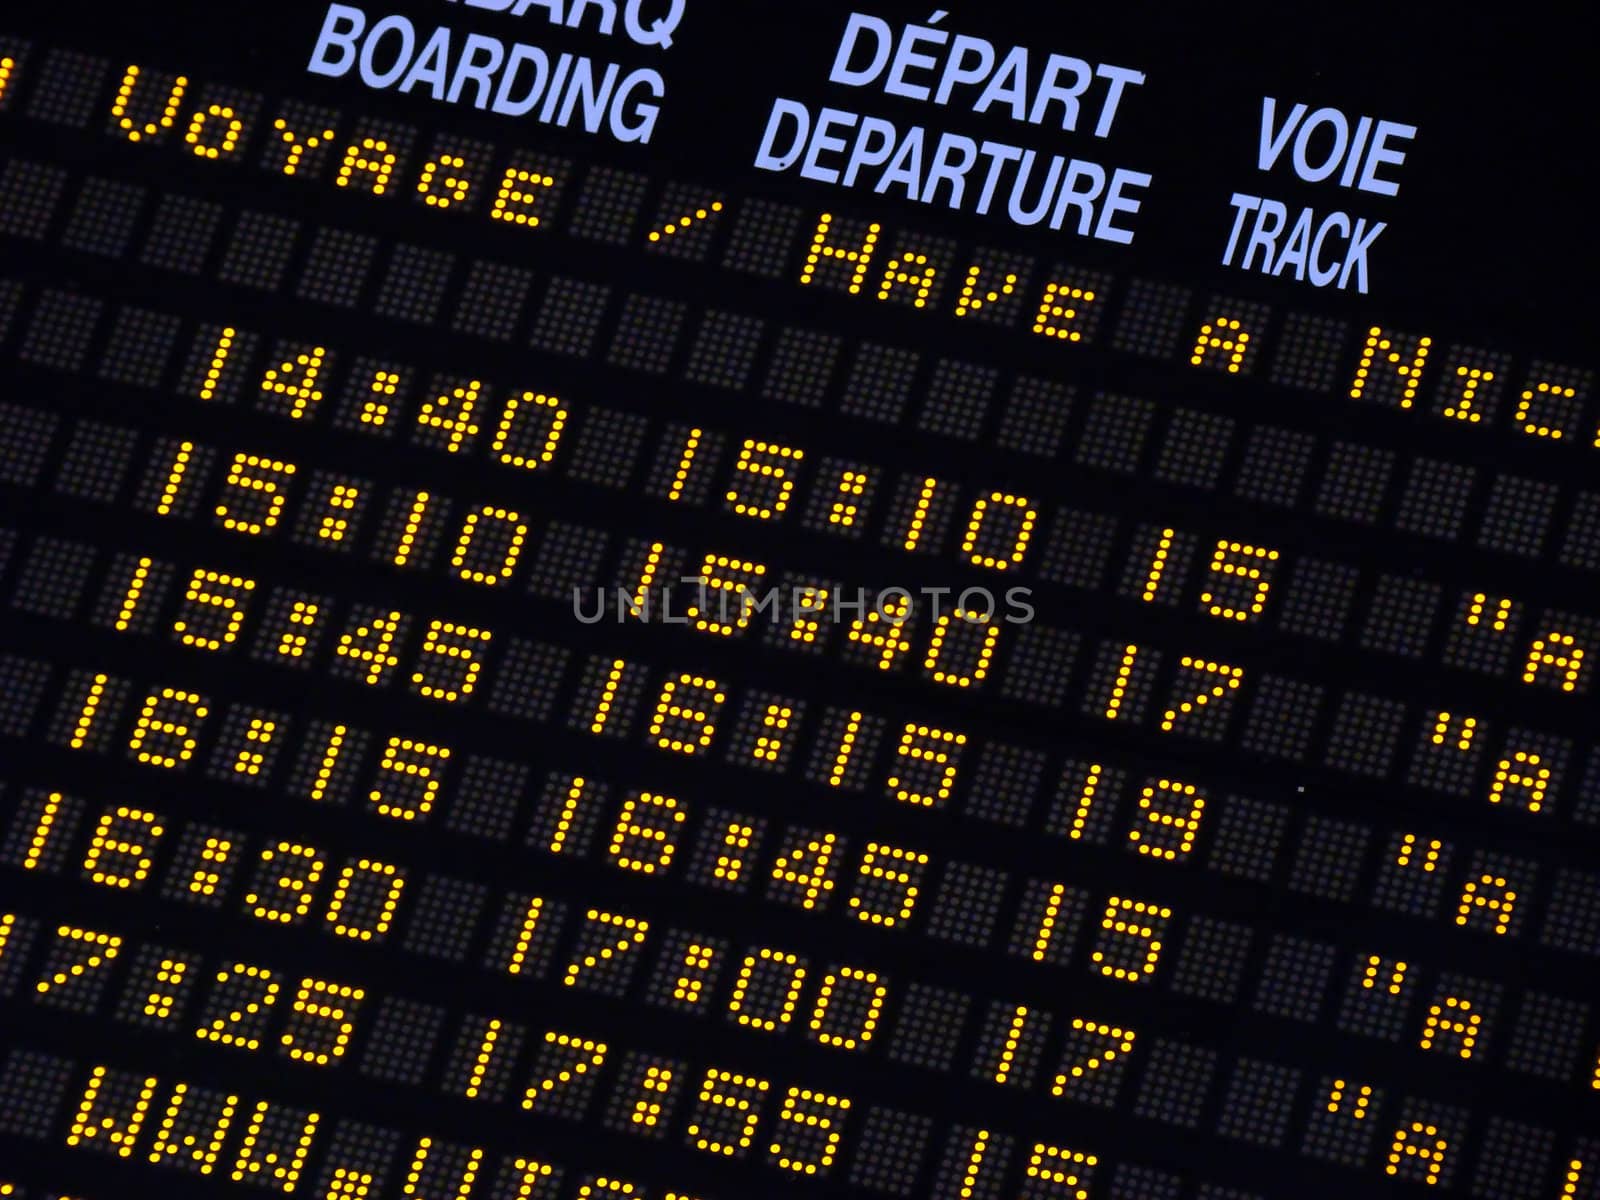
0 7 1597 1200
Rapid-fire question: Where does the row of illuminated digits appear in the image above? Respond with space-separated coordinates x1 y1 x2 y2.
195 325 568 468
580 657 970 806
542 784 934 925
28 922 364 1066
61 652 974 820
110 539 1012 703
182 315 1045 574
592 621 1234 744
582 649 1246 803
494 882 1177 997
142 434 1022 609
144 435 575 588
494 905 893 1065
13 791 408 940
661 434 1038 570
501 1035 859 1178
52 644 988 847
84 640 980 822
617 540 1017 686
543 765 1207 895
68 675 453 820
112 553 493 702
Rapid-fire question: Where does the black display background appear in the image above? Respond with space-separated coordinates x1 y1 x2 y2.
1 4 1597 1200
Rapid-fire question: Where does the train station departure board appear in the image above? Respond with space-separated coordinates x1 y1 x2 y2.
0 4 1597 1198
